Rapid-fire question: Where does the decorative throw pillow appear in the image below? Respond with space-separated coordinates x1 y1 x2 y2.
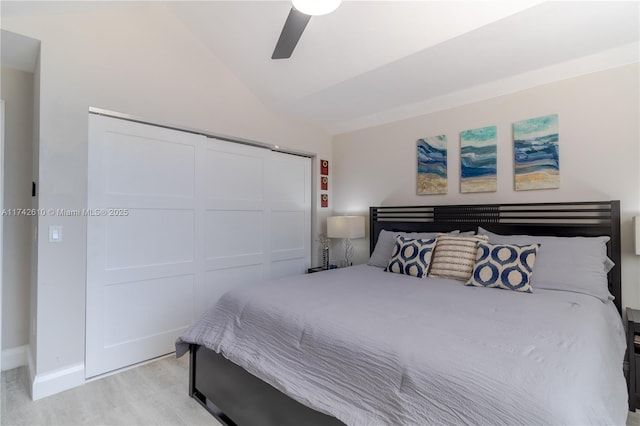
385 236 437 278
465 242 540 292
428 234 490 281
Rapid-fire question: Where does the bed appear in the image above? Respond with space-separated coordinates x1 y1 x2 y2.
176 200 626 426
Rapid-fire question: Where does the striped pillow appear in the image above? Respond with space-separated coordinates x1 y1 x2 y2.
428 234 490 281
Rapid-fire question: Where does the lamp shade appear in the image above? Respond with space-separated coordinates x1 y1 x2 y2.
327 216 365 239
292 0 342 16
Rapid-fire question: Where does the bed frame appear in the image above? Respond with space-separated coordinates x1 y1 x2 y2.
189 200 622 426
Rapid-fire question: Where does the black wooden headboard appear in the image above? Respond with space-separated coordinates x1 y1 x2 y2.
369 201 622 313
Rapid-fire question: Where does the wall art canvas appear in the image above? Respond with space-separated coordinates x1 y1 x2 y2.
513 114 559 190
320 159 329 175
460 126 497 193
417 135 447 195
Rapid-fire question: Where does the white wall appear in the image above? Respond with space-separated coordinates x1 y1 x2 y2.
333 64 640 309
1 3 332 395
1 66 34 354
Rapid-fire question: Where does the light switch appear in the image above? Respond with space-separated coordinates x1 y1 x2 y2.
49 225 62 243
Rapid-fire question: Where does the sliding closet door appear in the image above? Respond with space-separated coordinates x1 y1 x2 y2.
197 141 311 316
86 115 311 378
86 115 202 378
198 139 268 316
268 152 312 279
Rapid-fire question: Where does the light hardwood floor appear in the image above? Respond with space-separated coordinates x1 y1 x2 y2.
2 355 639 426
1 355 220 426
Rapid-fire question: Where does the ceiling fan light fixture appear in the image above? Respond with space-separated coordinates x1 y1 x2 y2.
292 0 342 16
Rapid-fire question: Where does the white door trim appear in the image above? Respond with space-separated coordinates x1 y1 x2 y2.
0 99 5 373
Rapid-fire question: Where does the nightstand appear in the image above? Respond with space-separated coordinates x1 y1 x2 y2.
627 307 640 410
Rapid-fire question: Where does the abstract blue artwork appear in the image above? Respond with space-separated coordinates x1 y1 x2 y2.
513 114 559 190
460 126 497 193
417 135 447 195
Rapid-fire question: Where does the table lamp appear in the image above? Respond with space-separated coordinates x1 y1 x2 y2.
327 215 365 267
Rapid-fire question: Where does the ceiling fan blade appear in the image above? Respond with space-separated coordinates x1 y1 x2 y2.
272 8 311 59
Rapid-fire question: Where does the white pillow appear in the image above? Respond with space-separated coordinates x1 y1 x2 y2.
477 227 612 302
368 229 459 268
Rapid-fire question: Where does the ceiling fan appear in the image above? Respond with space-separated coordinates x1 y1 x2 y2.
272 0 342 59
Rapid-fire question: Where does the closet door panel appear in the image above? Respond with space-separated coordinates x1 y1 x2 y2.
103 131 195 198
198 139 270 317
266 152 311 279
205 210 263 259
204 148 264 201
103 274 194 348
87 115 200 378
271 259 307 280
105 209 194 269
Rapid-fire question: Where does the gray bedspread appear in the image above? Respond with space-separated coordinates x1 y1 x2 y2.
176 264 627 426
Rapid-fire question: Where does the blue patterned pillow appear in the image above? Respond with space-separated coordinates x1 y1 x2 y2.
465 242 540 292
385 236 437 278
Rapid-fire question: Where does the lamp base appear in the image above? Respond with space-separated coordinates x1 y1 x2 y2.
343 238 354 267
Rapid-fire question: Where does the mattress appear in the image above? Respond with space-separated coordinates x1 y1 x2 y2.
176 264 627 426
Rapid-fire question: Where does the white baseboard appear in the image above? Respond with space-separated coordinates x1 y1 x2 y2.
85 352 174 383
1 345 28 371
27 346 35 387
31 362 85 400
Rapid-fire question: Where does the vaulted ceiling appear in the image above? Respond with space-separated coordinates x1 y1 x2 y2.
2 1 639 134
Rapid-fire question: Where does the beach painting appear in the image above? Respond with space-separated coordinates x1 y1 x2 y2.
417 135 447 195
513 114 559 190
460 126 497 193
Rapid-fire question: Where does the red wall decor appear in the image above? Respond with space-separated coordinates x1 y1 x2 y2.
320 159 329 175
321 193 328 208
321 176 328 191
